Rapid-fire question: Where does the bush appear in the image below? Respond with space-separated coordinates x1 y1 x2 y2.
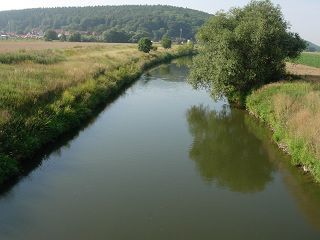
189 0 306 104
161 35 172 49
138 38 152 53
44 30 58 41
69 32 82 42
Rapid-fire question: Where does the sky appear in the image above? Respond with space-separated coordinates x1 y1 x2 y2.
0 0 319 45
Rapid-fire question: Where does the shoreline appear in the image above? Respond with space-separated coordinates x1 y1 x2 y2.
246 65 320 183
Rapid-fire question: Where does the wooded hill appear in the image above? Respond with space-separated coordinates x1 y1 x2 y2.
306 41 320 52
0 5 210 41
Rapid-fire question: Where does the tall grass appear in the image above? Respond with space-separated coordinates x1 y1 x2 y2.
291 52 320 68
0 43 193 184
246 81 320 182
0 49 65 64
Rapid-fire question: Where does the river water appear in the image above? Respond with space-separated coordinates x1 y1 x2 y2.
1 59 320 239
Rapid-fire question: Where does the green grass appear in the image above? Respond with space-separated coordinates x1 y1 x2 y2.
0 49 65 64
291 52 320 68
0 42 194 184
246 81 320 182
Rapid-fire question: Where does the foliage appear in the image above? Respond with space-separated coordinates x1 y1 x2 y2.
59 33 67 42
246 81 320 182
290 52 320 68
103 30 130 43
138 38 152 53
69 32 82 42
189 0 306 104
161 35 172 49
44 30 58 41
0 5 210 42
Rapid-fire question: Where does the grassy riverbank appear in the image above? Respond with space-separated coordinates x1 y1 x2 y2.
0 42 193 184
246 81 320 182
246 52 320 182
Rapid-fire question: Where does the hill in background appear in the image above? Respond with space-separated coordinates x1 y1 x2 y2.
0 5 210 42
306 41 320 52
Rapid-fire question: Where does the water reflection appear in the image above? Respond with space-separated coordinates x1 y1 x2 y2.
244 114 320 230
186 105 274 193
143 57 192 83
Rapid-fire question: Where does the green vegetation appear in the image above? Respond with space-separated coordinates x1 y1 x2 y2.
0 5 210 42
103 30 130 43
138 38 153 53
0 42 194 184
69 32 82 42
246 81 320 182
161 35 172 49
0 49 65 64
291 52 320 68
44 30 58 41
189 0 306 104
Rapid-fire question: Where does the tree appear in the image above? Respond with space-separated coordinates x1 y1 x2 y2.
69 32 82 42
138 37 152 53
103 30 129 43
161 35 172 49
189 0 306 104
44 30 58 41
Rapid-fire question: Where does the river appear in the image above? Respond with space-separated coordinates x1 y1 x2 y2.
1 59 320 239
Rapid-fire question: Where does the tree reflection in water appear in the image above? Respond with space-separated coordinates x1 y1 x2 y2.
186 104 274 193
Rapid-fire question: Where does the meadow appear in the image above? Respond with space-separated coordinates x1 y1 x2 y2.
0 41 193 183
291 52 320 68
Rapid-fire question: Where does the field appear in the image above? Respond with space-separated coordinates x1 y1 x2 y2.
0 40 193 183
290 52 320 68
0 41 127 53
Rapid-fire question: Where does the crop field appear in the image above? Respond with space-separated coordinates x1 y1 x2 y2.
291 52 320 68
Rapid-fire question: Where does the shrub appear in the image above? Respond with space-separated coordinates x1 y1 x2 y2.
138 38 152 53
161 35 172 49
44 30 58 41
69 32 82 42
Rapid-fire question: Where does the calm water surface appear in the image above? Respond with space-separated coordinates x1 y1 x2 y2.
1 60 320 239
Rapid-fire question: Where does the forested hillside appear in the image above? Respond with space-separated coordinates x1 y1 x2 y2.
0 5 210 41
306 41 320 52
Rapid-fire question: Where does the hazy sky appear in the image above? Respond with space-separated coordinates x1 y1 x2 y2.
1 0 319 44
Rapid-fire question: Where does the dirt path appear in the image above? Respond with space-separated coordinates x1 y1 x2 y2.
287 62 320 77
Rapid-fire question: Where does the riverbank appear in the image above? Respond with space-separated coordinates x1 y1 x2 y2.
0 42 194 184
246 63 320 182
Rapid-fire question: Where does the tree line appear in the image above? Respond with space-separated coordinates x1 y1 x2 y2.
0 5 210 42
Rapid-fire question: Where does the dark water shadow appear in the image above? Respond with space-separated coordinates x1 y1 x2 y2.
186 104 274 193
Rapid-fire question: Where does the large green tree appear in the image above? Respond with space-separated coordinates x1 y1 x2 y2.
189 0 306 104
